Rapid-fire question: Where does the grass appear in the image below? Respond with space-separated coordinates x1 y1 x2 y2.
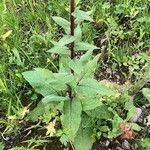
0 0 150 149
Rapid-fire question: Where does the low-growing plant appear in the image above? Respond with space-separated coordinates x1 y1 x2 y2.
22 0 142 149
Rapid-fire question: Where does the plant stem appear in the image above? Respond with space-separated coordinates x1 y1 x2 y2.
70 0 75 59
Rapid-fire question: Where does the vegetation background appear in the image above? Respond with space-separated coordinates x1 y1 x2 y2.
0 0 150 149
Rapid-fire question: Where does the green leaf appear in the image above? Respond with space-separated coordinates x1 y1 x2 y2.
125 101 137 121
73 9 94 23
27 102 46 121
61 100 82 141
59 35 75 46
141 138 150 150
81 113 95 128
42 95 69 104
108 114 123 139
79 50 93 65
83 54 100 77
59 55 72 72
47 45 69 54
75 25 82 42
22 68 56 96
0 78 6 91
69 53 100 81
80 96 102 111
52 16 70 34
77 78 115 97
0 2 6 13
129 123 141 131
75 42 99 51
48 35 75 55
147 115 150 126
28 100 62 121
0 142 4 150
75 0 80 6
86 105 113 120
142 88 150 102
23 69 73 96
74 126 94 150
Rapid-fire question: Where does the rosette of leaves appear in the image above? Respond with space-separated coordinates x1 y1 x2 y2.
22 9 116 150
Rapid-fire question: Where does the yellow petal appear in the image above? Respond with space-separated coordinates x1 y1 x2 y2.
21 106 30 119
2 30 12 40
45 120 56 136
8 115 17 120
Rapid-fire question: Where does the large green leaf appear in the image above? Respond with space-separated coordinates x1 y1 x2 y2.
58 35 75 46
75 25 82 42
52 16 70 34
142 88 150 102
75 42 99 51
77 78 115 97
23 68 74 96
61 100 82 141
69 53 100 80
27 102 46 121
83 54 100 78
22 68 56 96
79 50 93 65
74 126 94 150
47 35 75 54
86 105 113 120
80 96 102 111
47 45 69 54
42 95 69 104
73 9 94 23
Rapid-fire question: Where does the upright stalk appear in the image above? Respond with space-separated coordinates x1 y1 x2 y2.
70 0 75 59
68 0 75 99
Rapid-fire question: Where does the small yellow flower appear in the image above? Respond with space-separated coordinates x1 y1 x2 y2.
8 115 17 120
2 30 12 40
46 120 56 137
21 106 30 119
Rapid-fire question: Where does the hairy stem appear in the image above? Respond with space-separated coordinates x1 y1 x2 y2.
70 0 75 59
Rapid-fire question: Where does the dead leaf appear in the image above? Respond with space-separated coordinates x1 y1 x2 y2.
119 122 136 139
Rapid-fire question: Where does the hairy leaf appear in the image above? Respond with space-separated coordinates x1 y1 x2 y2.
79 50 93 64
142 88 150 102
27 102 46 121
48 35 75 54
75 25 82 42
22 68 56 96
75 42 99 51
52 16 70 34
86 105 113 120
74 126 94 150
42 95 70 104
77 78 115 97
80 96 102 111
61 100 82 141
59 35 75 46
23 69 74 96
73 9 94 23
47 45 69 54
69 53 100 80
